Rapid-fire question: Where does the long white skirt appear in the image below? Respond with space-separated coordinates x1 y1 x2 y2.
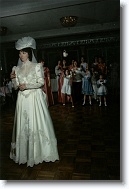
10 88 59 167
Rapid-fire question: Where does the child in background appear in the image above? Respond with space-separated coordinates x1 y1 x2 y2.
61 69 74 107
91 67 99 101
97 74 107 106
82 68 93 106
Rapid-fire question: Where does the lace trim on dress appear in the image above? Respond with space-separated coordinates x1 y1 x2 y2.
10 150 59 167
10 135 59 167
10 110 58 167
21 110 55 144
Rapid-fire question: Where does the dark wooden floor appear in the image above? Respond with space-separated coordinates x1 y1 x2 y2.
0 93 120 180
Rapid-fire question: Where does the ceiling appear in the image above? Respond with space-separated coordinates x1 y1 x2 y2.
0 0 120 43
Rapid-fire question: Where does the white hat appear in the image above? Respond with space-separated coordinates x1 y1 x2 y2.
15 36 36 50
16 36 37 65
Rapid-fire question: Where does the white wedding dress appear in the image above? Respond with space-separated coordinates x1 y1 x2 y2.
10 60 59 167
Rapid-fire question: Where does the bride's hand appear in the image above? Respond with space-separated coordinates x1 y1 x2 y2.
10 71 16 79
19 84 26 91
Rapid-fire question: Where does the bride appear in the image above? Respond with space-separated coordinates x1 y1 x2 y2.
10 36 59 167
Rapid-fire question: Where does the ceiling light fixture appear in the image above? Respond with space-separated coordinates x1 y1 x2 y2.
60 16 78 27
0 26 7 36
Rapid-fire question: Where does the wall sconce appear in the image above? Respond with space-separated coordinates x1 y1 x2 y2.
0 26 7 36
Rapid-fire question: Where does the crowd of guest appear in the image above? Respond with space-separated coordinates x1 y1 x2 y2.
54 55 119 107
0 75 14 105
0 55 119 108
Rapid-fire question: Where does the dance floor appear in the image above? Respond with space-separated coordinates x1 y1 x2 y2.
0 93 120 180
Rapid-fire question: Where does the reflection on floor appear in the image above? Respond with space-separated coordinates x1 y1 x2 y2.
0 93 120 180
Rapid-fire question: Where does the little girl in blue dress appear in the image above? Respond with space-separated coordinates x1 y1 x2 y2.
97 74 107 106
82 68 93 105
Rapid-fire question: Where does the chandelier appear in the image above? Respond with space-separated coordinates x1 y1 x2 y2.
60 16 78 27
0 26 7 36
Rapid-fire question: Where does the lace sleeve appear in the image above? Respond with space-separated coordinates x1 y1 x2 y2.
26 63 44 89
11 66 19 90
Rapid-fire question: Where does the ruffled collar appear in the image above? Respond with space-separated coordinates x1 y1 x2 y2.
20 60 31 67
